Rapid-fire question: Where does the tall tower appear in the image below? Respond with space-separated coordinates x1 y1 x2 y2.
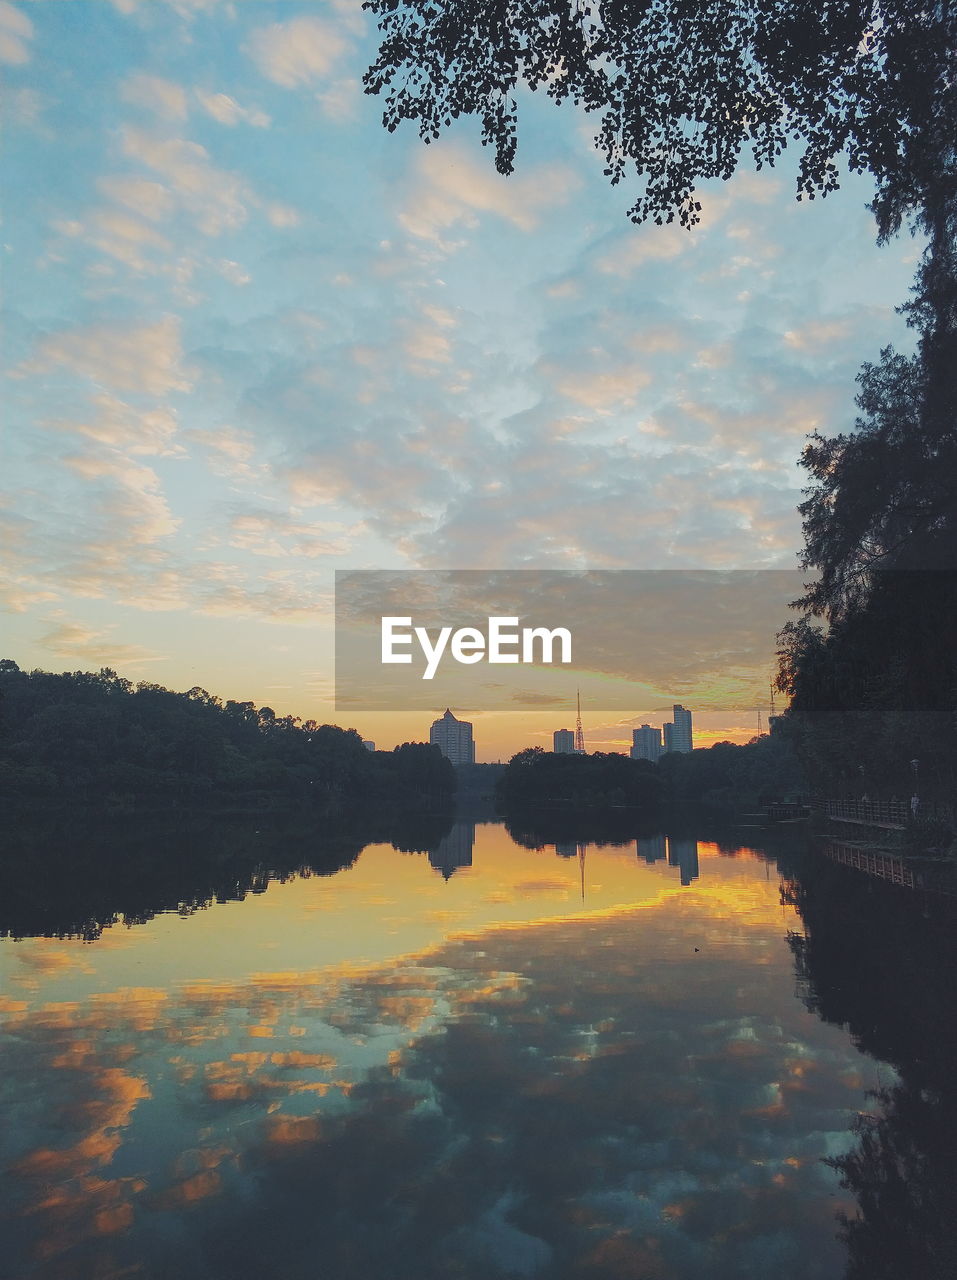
574 689 585 754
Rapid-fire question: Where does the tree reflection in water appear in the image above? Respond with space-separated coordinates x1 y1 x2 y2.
0 807 455 941
782 855 957 1280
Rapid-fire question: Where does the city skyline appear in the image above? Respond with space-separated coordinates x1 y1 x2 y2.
424 699 705 764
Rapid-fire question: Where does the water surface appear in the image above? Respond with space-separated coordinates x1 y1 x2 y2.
1 817 943 1279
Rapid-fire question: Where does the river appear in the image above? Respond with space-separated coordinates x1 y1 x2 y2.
2 813 954 1279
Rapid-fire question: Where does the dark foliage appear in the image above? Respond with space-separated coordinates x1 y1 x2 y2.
497 734 804 812
363 0 956 233
496 746 664 808
0 663 455 813
781 854 957 1279
654 732 806 806
797 233 957 622
777 572 957 796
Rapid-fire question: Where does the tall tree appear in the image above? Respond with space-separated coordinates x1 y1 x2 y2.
796 153 956 624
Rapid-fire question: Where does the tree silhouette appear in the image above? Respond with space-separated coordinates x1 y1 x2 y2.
0 664 457 813
364 0 956 232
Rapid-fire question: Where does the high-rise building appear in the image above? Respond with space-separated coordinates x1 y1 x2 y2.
663 704 693 754
631 724 663 762
429 708 475 765
553 728 576 754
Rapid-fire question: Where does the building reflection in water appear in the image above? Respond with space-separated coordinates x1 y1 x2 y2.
636 835 666 865
428 822 475 879
421 826 700 893
635 835 700 885
667 837 700 886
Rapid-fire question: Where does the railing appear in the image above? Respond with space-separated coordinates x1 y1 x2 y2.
820 840 957 897
812 797 909 828
821 840 916 887
811 795 957 830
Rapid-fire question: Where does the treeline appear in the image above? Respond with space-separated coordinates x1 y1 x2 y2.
0 662 454 812
497 748 663 810
655 732 805 806
497 733 804 812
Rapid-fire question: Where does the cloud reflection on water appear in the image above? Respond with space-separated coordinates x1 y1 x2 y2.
0 864 879 1279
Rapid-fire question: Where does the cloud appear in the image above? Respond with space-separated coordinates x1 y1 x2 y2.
96 175 176 222
62 452 180 544
120 127 249 236
783 317 854 351
246 16 349 88
53 206 171 274
195 89 270 128
109 0 228 17
0 1 32 65
189 426 262 481
595 225 688 275
120 72 188 121
227 511 355 559
38 621 164 665
27 315 192 395
215 258 251 285
550 363 651 412
399 142 581 244
265 203 301 229
195 577 328 624
510 691 567 707
50 393 183 456
317 77 361 121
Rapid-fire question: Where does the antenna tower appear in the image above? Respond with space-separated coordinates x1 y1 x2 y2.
575 689 585 754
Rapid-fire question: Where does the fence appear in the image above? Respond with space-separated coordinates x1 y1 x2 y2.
820 839 957 897
821 840 915 887
811 796 956 830
812 796 909 828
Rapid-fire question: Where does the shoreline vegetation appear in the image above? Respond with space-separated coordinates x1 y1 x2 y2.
2 661 952 866
0 661 455 816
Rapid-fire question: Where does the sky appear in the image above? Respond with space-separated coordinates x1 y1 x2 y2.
1 0 922 759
